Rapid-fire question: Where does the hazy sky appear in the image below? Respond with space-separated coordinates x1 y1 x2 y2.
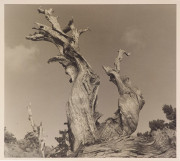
5 4 176 146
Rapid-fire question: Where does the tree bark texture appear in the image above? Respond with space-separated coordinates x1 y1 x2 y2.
101 49 145 139
26 8 145 152
26 7 100 151
77 128 176 158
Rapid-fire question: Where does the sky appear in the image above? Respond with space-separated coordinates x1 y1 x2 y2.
4 4 176 146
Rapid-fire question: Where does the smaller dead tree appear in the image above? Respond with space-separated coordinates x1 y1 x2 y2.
100 49 145 139
27 103 45 157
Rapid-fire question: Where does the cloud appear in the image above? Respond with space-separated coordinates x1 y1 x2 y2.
5 45 40 73
121 27 145 49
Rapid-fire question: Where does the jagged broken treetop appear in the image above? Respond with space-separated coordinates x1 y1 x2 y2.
27 7 89 52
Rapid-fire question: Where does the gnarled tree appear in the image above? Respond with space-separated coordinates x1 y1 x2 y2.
26 7 145 153
26 7 100 151
101 49 145 138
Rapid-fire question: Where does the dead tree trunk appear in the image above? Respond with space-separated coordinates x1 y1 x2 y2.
26 7 145 152
26 7 100 151
27 103 45 157
101 49 145 139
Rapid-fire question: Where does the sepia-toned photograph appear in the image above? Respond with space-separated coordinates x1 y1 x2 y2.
1 1 178 159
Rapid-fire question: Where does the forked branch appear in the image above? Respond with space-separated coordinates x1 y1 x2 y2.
26 7 90 53
103 49 131 95
38 7 65 36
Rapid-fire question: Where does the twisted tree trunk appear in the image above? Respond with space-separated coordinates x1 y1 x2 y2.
26 7 145 153
101 49 145 139
26 7 100 151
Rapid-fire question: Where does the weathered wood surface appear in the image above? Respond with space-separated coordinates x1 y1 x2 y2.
26 7 146 152
26 7 100 151
100 49 145 139
77 128 176 158
25 7 176 158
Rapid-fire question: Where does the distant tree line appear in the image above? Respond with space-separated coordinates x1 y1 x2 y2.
4 128 51 157
4 127 17 144
149 104 176 131
5 104 176 157
137 104 176 138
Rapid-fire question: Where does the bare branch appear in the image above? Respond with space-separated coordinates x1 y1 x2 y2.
114 49 131 73
30 22 69 45
102 50 132 95
26 33 52 42
38 7 62 33
47 55 71 66
38 122 45 158
63 18 74 33
62 18 90 50
102 65 117 77
37 7 72 41
79 27 90 35
26 33 44 41
68 17 76 31
27 102 36 132
26 103 45 158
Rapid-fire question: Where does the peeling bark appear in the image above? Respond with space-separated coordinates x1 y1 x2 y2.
26 7 100 151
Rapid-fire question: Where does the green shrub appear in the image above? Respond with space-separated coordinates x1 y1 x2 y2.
4 127 17 144
149 119 165 131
